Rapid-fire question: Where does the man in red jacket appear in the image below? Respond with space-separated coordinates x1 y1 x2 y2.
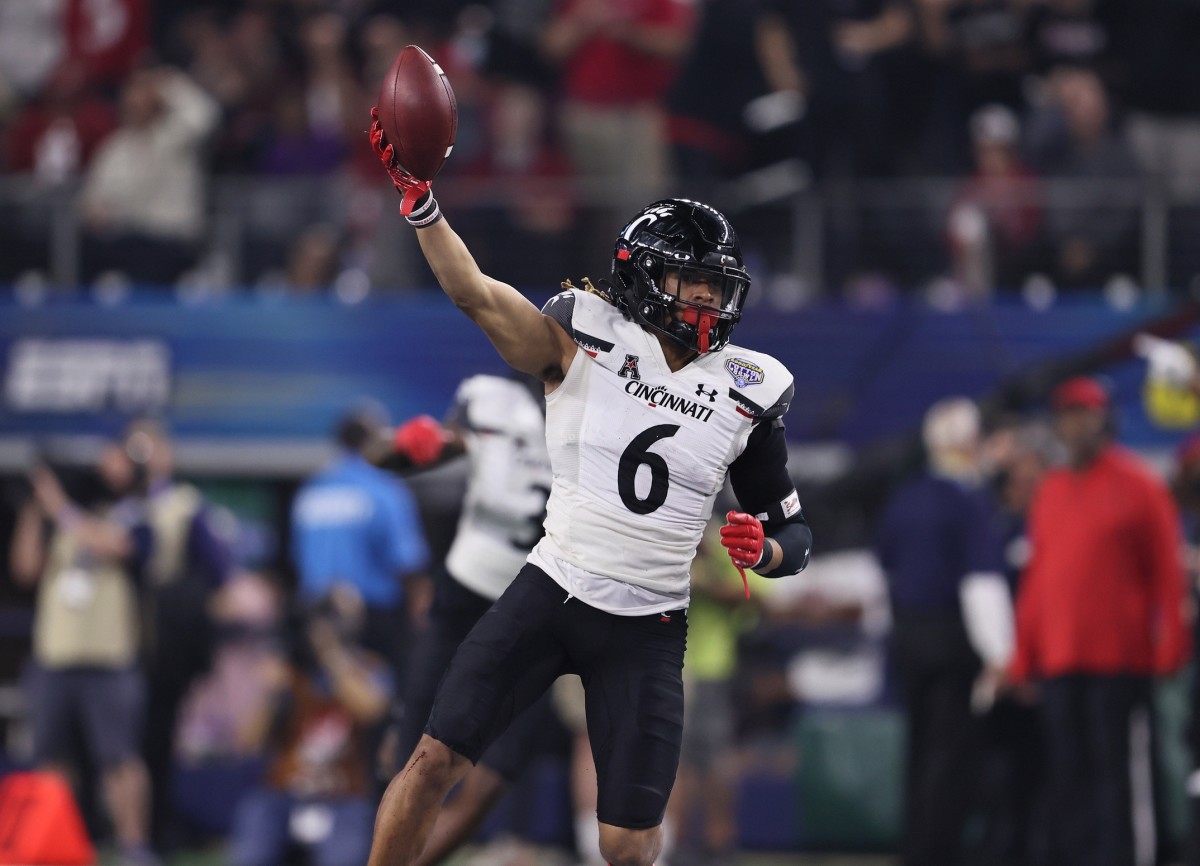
1011 376 1190 866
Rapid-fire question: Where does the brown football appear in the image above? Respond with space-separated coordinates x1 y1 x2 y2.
376 45 458 181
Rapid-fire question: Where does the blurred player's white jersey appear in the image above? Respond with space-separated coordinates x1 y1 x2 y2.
531 289 794 613
444 375 553 600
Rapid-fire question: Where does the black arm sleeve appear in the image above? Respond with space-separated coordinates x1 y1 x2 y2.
728 419 812 576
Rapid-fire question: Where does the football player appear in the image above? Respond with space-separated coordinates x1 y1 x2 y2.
367 108 812 866
375 371 557 866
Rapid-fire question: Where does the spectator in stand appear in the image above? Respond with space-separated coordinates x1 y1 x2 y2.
912 0 1031 172
79 66 219 287
1 59 118 283
0 0 67 102
1025 0 1120 83
9 450 159 866
4 61 117 182
540 0 695 246
292 13 363 169
664 0 773 186
260 90 346 176
758 0 920 291
228 587 391 866
1025 66 1142 290
946 104 1044 294
1112 0 1200 201
759 0 917 179
1009 376 1190 866
876 397 1013 866
174 7 284 174
291 403 430 685
63 0 149 92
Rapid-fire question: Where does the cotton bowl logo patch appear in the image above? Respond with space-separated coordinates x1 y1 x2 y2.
726 358 764 388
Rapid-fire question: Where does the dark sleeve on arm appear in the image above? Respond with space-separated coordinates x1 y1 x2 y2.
541 291 576 339
126 523 156 587
728 417 812 576
189 507 235 586
964 491 1006 577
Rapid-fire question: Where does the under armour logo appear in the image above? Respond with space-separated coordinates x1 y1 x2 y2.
618 354 642 380
695 384 718 402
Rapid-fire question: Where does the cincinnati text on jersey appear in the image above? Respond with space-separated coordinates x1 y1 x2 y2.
624 380 716 422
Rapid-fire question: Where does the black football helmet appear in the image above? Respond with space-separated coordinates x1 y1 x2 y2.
611 198 751 354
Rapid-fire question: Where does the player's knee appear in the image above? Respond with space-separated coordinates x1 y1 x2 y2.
398 734 473 787
598 823 661 866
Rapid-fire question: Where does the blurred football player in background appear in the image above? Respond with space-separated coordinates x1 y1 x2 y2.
374 370 558 866
365 108 811 866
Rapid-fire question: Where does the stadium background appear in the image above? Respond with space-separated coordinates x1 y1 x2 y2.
2 0 1200 863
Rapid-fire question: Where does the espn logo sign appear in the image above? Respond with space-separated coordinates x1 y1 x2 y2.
5 339 171 413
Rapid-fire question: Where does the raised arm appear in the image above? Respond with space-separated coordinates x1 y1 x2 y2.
368 109 574 381
414 219 574 379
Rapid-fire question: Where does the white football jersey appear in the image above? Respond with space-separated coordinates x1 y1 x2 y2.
530 289 795 613
444 375 553 601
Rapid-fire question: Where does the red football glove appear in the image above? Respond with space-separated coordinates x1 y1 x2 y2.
720 510 766 599
393 415 448 466
369 107 433 217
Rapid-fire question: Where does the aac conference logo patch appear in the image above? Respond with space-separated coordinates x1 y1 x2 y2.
725 357 764 388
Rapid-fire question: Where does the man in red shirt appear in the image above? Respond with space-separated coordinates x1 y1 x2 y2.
541 0 694 206
1011 376 1190 866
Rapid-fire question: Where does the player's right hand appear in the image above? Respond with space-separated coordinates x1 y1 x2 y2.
369 107 433 217
393 415 447 465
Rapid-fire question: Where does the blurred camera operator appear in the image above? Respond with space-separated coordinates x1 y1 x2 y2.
228 584 391 866
117 419 235 852
9 447 158 866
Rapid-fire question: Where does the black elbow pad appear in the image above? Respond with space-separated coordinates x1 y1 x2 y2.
762 514 812 577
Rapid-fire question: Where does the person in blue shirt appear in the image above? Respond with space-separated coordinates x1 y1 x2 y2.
291 404 431 682
875 397 1013 866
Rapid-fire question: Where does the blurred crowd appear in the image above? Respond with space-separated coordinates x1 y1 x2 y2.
2 0 1200 297
3 359 1200 866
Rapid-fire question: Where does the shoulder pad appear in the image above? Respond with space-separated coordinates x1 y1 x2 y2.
542 289 620 357
717 347 794 421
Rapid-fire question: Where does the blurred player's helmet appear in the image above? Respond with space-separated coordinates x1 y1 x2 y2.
611 199 750 354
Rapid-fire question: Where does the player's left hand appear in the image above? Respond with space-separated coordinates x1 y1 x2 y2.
720 510 766 570
369 107 433 216
393 415 447 465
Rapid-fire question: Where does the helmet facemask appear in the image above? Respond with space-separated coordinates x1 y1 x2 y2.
612 200 751 354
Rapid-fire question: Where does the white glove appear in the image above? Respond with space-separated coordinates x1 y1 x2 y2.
1134 333 1197 388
